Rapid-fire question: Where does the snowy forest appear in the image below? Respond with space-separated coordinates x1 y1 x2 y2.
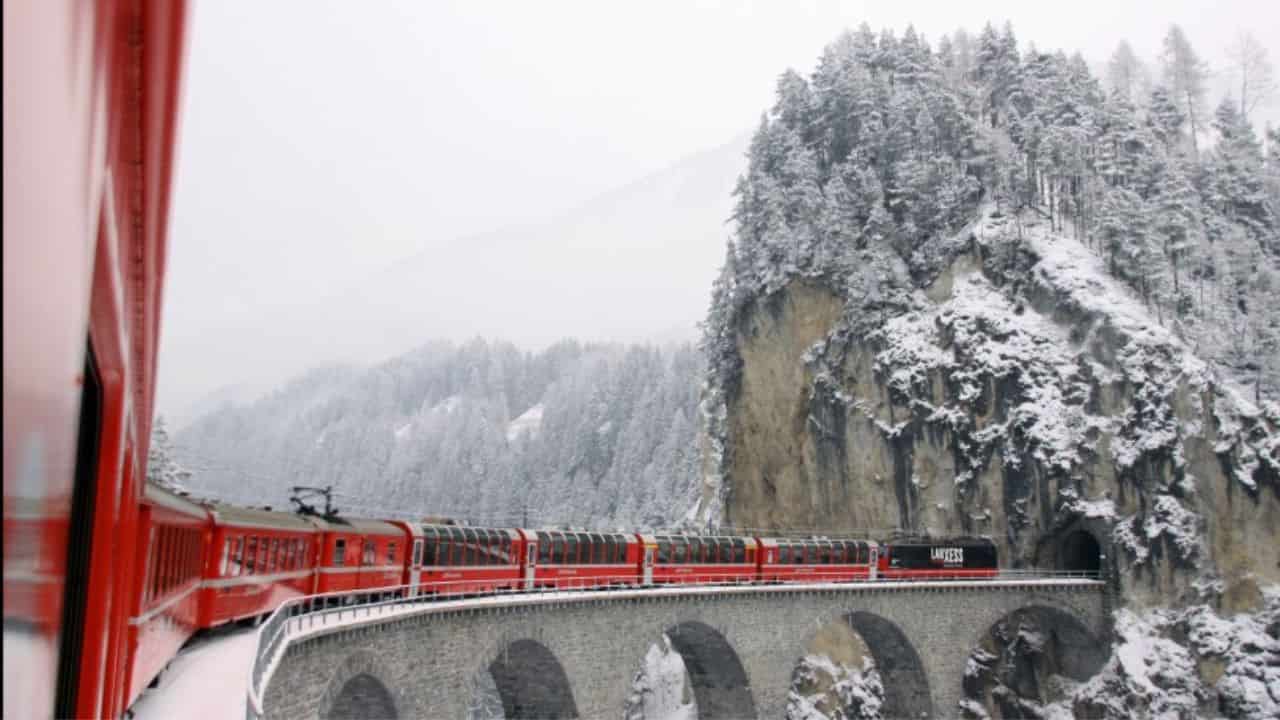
167 339 704 530
703 22 1279 409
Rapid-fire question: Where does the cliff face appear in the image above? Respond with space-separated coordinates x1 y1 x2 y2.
718 210 1279 612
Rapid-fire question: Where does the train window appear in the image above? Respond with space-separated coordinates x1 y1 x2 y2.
266 538 277 572
488 530 501 566
459 529 474 565
454 529 468 565
672 539 687 564
657 538 670 563
333 538 346 567
588 534 602 564
551 533 565 564
414 536 425 566
564 534 579 564
537 532 551 563
245 537 258 574
474 530 488 566
233 537 244 576
422 528 438 565
500 536 511 564
687 537 701 563
576 533 590 564
732 539 746 564
387 541 397 565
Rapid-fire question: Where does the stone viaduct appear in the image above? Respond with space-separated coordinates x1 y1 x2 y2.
256 580 1107 719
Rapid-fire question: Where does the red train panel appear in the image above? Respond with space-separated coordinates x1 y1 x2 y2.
757 538 878 583
416 525 524 596
527 530 641 590
125 485 210 709
643 534 758 585
310 518 408 597
199 504 319 627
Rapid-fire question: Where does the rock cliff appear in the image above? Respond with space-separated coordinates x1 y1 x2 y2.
710 209 1279 612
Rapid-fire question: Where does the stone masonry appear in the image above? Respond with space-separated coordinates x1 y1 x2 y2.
259 581 1106 719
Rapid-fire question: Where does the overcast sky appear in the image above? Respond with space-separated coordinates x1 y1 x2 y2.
157 0 1278 419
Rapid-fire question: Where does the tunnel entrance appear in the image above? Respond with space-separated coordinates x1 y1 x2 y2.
489 639 578 719
326 673 398 719
1060 530 1101 575
664 621 757 719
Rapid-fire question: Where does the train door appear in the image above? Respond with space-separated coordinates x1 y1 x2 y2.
869 545 878 580
409 539 423 597
523 541 536 590
642 546 654 585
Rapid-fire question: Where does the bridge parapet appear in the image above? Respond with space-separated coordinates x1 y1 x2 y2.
248 576 1106 719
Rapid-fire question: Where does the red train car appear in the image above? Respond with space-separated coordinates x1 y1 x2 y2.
310 518 407 599
199 504 319 627
125 484 210 709
643 534 758 585
416 525 524 596
526 530 641 590
3 2 190 717
757 538 878 583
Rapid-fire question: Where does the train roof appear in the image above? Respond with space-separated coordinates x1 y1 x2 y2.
308 516 402 536
142 482 210 518
886 535 996 546
205 502 317 532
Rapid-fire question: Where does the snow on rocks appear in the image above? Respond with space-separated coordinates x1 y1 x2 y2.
785 654 884 720
625 634 697 720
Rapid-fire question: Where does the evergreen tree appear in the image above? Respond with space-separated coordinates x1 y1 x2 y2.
1160 25 1210 156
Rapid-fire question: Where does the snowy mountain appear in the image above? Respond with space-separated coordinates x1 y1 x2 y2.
174 339 704 531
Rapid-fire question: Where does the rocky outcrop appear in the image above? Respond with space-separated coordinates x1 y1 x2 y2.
715 211 1279 612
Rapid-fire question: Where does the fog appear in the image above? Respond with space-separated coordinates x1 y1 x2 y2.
157 0 1278 422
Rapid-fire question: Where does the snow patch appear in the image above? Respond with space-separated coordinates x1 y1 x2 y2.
505 403 543 442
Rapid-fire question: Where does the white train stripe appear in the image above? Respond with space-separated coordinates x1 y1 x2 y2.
129 581 201 626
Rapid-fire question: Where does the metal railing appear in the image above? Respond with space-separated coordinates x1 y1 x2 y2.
244 569 1102 718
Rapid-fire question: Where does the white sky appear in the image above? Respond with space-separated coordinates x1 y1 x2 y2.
157 0 1278 418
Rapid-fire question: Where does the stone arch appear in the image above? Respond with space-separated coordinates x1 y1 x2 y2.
963 604 1108 717
321 650 400 720
663 620 757 719
841 611 933 719
488 638 579 719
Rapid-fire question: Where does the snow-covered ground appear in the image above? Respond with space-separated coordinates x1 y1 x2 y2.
131 625 259 720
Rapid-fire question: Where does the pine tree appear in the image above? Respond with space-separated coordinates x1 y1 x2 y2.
1107 40 1145 102
1160 25 1210 156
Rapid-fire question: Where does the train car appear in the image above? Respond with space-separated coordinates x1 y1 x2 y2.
526 530 641 590
879 537 999 580
643 534 757 585
310 517 407 598
124 484 210 709
3 2 190 717
415 525 524 596
198 504 319 627
757 538 878 583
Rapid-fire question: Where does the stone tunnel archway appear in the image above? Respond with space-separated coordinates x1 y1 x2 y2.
321 651 399 720
963 604 1108 717
1060 529 1102 575
842 611 933 719
663 620 757 719
488 638 579 719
